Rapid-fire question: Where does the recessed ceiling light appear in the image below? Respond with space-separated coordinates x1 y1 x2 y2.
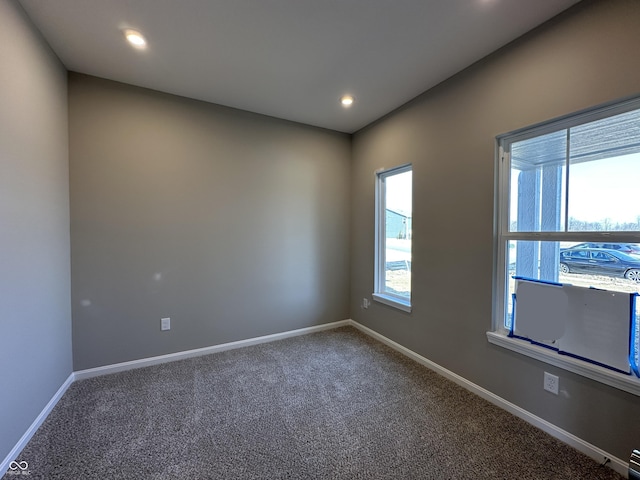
341 95 354 107
123 29 147 49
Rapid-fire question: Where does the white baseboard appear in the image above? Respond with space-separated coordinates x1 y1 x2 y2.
0 373 74 477
74 319 352 380
348 320 629 478
3 319 628 478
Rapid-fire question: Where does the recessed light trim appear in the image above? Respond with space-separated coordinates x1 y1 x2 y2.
123 29 147 49
341 95 354 107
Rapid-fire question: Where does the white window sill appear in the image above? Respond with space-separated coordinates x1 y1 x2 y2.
486 331 640 397
372 293 412 313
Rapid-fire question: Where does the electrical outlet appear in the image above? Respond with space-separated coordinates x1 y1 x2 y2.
161 317 171 331
362 298 370 309
544 372 559 395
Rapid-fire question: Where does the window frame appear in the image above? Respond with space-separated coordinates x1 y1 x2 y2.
373 164 412 313
490 96 640 396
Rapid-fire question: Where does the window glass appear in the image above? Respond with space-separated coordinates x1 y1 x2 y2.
567 108 640 231
568 152 640 232
509 108 640 234
509 130 566 233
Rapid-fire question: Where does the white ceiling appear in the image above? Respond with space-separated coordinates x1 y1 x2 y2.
19 0 581 133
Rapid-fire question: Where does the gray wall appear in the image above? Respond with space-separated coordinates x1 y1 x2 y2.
350 0 640 462
69 74 351 370
0 0 72 463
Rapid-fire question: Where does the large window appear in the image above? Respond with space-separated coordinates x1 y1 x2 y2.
492 97 640 393
374 164 412 312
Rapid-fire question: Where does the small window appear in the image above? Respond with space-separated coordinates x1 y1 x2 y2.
373 165 412 312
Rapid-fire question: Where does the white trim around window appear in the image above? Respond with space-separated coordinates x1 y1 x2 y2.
491 95 640 395
374 164 412 313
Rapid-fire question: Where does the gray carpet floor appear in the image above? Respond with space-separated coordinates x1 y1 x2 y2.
3 327 623 479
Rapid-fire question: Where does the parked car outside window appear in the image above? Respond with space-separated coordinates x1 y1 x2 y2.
559 248 640 282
